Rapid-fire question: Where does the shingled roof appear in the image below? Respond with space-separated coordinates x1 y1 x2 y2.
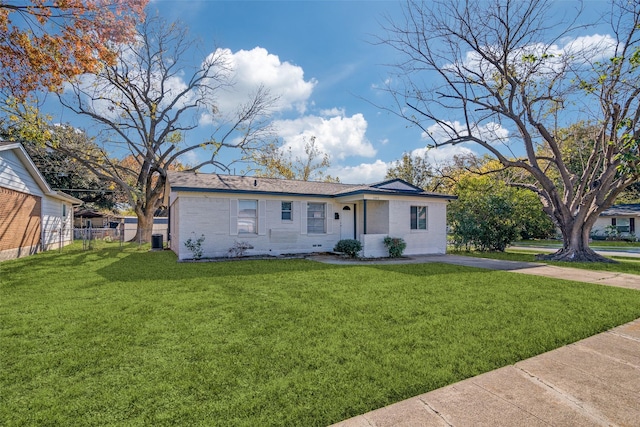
600 204 640 216
167 172 456 199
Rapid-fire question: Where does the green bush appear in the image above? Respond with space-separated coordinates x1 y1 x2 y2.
333 239 362 258
383 236 407 258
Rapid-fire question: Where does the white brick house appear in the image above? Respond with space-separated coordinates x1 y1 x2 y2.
166 172 456 260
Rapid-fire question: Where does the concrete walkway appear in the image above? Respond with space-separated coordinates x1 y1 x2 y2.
310 254 640 427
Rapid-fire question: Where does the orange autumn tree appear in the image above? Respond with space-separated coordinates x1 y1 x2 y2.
0 0 147 99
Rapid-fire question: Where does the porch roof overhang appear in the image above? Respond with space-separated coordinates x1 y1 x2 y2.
333 189 457 202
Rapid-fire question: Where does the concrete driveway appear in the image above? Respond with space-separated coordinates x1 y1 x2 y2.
312 254 640 427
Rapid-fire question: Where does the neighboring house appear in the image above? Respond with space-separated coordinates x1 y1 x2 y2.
73 208 121 229
166 172 456 260
122 216 168 242
0 142 81 261
592 204 640 240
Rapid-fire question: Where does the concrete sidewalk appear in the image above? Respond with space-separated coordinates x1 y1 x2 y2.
315 254 640 427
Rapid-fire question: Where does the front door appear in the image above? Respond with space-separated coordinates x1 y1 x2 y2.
340 205 355 240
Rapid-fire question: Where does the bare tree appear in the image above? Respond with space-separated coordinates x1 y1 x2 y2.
55 15 276 242
381 0 640 261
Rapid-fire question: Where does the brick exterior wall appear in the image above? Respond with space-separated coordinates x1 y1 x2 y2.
0 186 41 256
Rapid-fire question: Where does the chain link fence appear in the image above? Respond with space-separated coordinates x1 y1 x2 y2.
74 227 168 250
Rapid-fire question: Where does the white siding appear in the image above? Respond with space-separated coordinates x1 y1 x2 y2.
169 198 180 253
172 192 343 260
0 149 44 196
168 187 452 260
41 197 74 250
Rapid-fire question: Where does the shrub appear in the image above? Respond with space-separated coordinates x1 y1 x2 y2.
184 234 205 260
333 239 362 258
228 241 253 257
383 236 407 258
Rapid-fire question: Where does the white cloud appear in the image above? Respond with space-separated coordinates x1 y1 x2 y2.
207 47 316 117
274 113 376 161
319 107 345 117
411 144 475 164
328 160 389 184
422 120 509 145
455 33 618 77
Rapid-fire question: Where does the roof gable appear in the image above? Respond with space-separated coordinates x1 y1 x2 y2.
371 178 425 192
0 142 82 204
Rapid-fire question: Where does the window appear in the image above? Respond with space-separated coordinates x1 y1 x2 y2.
238 200 257 234
616 217 630 233
281 201 293 221
307 203 326 233
62 204 67 217
410 206 428 230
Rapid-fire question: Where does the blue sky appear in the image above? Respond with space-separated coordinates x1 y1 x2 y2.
149 0 409 182
49 0 615 184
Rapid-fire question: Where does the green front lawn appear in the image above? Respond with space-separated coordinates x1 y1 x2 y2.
2 245 640 426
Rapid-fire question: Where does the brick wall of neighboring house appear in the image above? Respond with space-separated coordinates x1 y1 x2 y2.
0 186 41 258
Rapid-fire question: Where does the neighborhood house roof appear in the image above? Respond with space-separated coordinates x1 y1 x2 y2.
600 204 640 216
167 172 456 200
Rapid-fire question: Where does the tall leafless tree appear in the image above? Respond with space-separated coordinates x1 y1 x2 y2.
382 0 640 261
55 15 276 242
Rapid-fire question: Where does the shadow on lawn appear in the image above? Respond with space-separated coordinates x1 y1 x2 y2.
96 250 341 282
0 245 122 279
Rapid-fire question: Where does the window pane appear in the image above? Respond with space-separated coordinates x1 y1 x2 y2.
239 200 257 234
282 201 292 220
239 200 257 217
418 206 427 229
410 206 417 229
617 217 630 233
307 203 325 233
410 206 427 230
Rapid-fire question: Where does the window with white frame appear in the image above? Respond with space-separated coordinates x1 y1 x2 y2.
281 201 293 221
410 206 428 230
307 203 326 233
238 200 258 234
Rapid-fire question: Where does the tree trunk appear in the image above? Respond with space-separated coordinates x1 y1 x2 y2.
538 218 615 263
132 208 155 244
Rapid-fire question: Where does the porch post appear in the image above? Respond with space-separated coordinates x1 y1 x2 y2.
353 204 357 239
363 199 367 235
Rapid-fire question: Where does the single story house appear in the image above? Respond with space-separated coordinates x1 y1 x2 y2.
591 204 639 240
0 142 82 261
166 172 456 260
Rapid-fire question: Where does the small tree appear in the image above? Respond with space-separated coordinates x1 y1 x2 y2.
448 177 520 252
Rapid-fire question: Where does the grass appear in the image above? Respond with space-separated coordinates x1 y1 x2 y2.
448 248 640 275
3 244 640 426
